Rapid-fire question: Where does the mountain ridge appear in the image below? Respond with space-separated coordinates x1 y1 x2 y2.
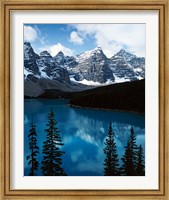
24 42 145 97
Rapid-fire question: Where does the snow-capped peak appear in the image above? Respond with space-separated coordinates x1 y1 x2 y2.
118 49 126 53
24 42 145 90
93 46 102 52
54 51 65 59
77 47 105 61
24 42 32 52
112 49 136 61
40 50 52 57
24 41 39 61
56 51 64 56
24 41 31 47
54 51 66 65
89 46 103 54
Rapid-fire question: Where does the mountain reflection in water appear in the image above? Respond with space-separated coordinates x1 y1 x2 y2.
24 99 145 176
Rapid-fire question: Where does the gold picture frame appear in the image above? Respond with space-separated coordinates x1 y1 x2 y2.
0 0 168 199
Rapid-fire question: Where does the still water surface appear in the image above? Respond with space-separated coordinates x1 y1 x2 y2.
24 99 145 176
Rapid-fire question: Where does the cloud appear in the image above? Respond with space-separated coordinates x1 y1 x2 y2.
34 25 46 45
69 31 83 45
39 43 73 56
24 25 47 45
49 43 73 56
24 25 38 42
136 134 145 148
76 143 105 173
71 24 145 57
71 150 83 162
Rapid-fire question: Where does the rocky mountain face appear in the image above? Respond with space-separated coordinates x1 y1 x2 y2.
24 43 70 84
24 42 40 80
70 47 114 83
24 42 145 96
109 49 145 81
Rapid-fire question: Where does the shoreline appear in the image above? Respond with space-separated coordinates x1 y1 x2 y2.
24 98 144 115
69 104 145 116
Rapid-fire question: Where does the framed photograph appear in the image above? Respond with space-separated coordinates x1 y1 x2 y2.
0 0 168 199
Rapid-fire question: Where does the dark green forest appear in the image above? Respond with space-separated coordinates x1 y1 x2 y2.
25 79 145 114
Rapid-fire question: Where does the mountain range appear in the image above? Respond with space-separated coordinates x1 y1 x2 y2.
24 42 145 97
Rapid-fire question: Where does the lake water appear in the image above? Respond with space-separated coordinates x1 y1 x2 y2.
24 99 145 176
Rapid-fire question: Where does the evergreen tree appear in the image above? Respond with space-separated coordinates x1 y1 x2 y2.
136 145 145 176
121 127 138 176
26 119 39 176
103 123 119 176
41 109 66 176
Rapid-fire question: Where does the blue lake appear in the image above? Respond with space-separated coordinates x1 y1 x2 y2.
24 99 145 176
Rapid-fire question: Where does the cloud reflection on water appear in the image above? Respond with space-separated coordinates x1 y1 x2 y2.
24 99 145 176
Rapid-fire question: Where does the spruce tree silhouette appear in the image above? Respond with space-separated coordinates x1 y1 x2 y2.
103 122 119 176
121 127 138 176
41 109 67 176
136 145 145 176
26 117 39 176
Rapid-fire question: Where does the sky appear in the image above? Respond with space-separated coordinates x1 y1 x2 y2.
24 24 145 58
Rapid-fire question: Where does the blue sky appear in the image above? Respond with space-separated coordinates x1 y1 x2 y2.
24 24 145 58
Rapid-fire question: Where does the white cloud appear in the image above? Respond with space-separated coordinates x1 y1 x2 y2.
24 25 38 42
34 25 46 45
69 31 83 45
24 25 46 45
49 43 73 56
72 24 145 57
39 43 73 57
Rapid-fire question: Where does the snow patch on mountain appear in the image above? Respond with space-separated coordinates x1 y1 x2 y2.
70 77 102 86
70 77 115 86
24 42 145 96
24 68 33 79
113 74 130 83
